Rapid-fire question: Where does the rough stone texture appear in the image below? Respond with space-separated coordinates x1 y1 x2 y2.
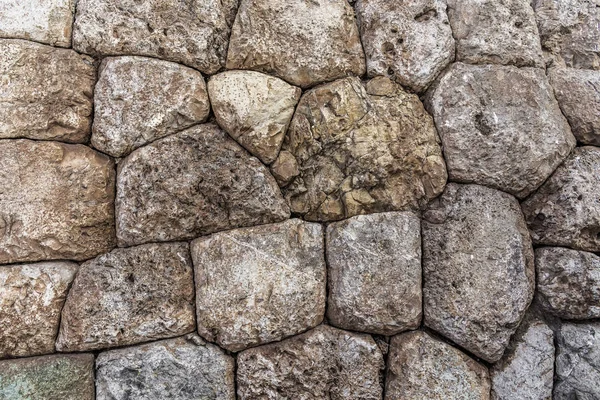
0 262 78 359
208 70 301 164
386 331 490 400
237 325 384 400
522 146 600 252
0 40 95 143
535 247 600 319
422 183 535 363
96 334 235 400
191 219 325 352
326 212 422 335
226 0 365 88
0 354 95 400
555 322 600 400
92 56 210 158
116 123 289 246
56 243 195 352
278 76 447 221
0 140 115 264
72 0 238 74
355 0 455 93
426 62 575 198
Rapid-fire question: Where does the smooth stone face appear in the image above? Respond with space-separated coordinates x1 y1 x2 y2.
208 70 301 164
0 140 115 264
72 0 238 74
92 57 210 158
56 243 195 352
356 0 455 92
96 334 235 400
116 123 289 247
426 63 575 198
278 76 447 221
422 183 535 363
522 147 600 252
237 325 384 400
226 0 365 88
386 331 491 400
326 212 422 335
0 40 95 143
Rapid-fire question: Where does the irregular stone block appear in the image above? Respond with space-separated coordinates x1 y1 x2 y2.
226 0 365 88
208 70 301 164
237 325 383 400
56 243 195 352
0 140 115 264
96 334 235 400
92 56 210 158
0 40 95 143
277 76 447 221
326 212 421 335
426 63 575 198
422 183 535 362
116 123 289 246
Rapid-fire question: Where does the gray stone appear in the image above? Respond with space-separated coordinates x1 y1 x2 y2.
326 212 422 335
423 183 535 363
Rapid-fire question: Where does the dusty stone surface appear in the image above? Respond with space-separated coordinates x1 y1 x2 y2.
326 212 422 335
0 40 95 143
116 123 289 246
386 331 490 400
522 146 600 252
0 354 95 400
72 0 238 74
278 76 447 221
92 56 210 158
422 183 535 363
0 140 115 264
237 325 384 400
226 0 365 88
356 0 455 93
56 243 195 352
426 62 575 198
208 70 301 164
270 150 300 186
96 334 235 400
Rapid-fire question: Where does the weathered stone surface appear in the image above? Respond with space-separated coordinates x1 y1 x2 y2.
422 183 535 362
426 63 575 198
116 123 289 246
56 243 195 352
356 0 455 92
522 146 600 252
270 150 300 186
208 70 301 164
0 354 94 400
0 140 115 264
92 56 210 158
0 40 95 143
386 331 490 400
237 325 384 400
72 0 238 74
96 334 235 400
277 76 447 221
326 212 421 335
226 0 365 88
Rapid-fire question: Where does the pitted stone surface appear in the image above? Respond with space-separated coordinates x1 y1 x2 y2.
116 123 289 246
426 62 575 198
326 212 422 335
92 56 210 158
56 243 195 352
0 140 115 264
226 0 365 88
422 183 535 363
0 40 95 143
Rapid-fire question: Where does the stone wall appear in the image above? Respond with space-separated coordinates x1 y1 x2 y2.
0 0 599 399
